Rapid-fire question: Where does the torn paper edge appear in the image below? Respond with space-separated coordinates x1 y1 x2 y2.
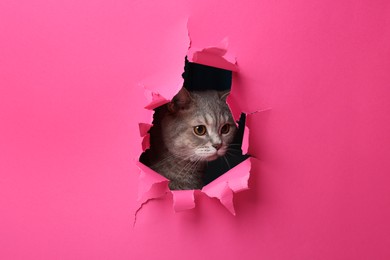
187 37 239 72
201 157 251 215
134 25 257 218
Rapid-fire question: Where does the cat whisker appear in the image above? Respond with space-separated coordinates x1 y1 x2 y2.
151 154 181 168
181 158 197 174
152 154 176 165
223 155 231 170
226 148 243 154
151 152 195 170
225 150 241 158
176 154 199 177
188 158 202 179
228 143 243 146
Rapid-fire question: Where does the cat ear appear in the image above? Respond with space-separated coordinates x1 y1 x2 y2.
219 90 230 102
168 87 192 112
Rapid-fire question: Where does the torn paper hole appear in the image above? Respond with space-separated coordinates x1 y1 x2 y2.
135 37 256 218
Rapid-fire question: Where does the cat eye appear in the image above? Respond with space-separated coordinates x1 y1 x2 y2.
221 124 230 134
194 125 207 136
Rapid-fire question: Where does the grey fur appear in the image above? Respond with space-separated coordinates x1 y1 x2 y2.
141 88 237 190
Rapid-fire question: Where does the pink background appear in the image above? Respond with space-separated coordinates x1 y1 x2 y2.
1 0 390 259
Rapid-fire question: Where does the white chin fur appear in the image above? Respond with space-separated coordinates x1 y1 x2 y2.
194 146 227 162
195 146 217 159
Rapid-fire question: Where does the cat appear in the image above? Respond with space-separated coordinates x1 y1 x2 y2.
140 87 237 190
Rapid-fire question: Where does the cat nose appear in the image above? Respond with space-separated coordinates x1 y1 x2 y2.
212 143 222 150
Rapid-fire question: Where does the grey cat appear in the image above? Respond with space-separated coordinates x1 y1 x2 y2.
141 87 237 190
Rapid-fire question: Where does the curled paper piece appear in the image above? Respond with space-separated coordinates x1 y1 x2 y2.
135 161 169 204
138 123 152 151
171 190 196 212
138 123 152 138
202 158 251 215
187 38 238 72
242 125 250 154
143 88 170 110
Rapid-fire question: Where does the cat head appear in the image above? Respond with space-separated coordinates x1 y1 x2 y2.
162 87 237 162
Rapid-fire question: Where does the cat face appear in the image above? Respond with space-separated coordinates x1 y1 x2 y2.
162 89 237 162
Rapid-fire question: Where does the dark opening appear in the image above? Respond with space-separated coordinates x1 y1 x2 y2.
182 58 232 92
139 57 248 188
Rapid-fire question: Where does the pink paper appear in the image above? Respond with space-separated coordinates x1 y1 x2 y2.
1 0 390 259
187 38 238 72
135 161 169 203
171 190 196 211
